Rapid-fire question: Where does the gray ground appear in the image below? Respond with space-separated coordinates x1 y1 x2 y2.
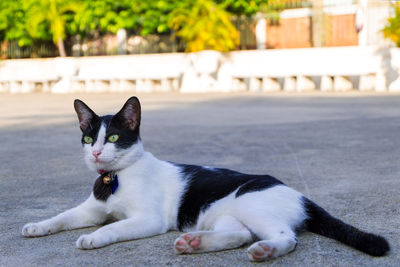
0 92 399 267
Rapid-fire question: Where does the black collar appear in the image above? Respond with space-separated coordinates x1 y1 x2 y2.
93 171 119 201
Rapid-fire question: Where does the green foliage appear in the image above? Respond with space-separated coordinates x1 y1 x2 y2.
383 4 400 47
169 0 239 52
217 0 268 16
69 0 131 36
0 0 32 46
130 1 180 36
69 0 180 37
0 0 269 56
24 0 82 42
23 0 82 56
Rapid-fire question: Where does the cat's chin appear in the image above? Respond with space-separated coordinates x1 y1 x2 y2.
85 157 129 173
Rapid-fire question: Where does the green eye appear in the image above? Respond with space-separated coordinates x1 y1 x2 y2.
108 134 119 143
83 136 93 144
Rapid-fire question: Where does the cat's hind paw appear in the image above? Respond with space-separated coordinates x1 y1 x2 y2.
76 233 111 249
174 233 201 254
21 223 51 237
247 241 277 262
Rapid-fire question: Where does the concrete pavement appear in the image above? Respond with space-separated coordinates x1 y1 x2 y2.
0 92 399 266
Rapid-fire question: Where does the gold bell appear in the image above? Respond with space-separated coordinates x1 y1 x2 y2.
103 175 112 184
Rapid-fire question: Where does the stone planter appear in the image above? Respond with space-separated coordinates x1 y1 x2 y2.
181 50 221 93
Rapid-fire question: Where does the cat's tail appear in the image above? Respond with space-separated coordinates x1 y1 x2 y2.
302 197 390 256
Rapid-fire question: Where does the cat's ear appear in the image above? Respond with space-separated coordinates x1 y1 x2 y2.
74 99 97 131
114 96 141 131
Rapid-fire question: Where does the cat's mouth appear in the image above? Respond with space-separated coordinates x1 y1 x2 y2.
92 157 116 170
93 158 113 166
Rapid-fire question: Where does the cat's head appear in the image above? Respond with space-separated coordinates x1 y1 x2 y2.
73 96 143 173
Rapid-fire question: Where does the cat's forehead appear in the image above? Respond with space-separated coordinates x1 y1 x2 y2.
99 114 126 134
100 115 113 128
81 115 111 136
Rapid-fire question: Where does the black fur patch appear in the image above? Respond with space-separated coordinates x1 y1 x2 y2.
106 115 140 149
302 197 390 256
80 116 102 145
176 164 283 230
235 178 282 198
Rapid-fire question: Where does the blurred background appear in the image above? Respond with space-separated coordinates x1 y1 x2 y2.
0 0 399 93
0 0 396 57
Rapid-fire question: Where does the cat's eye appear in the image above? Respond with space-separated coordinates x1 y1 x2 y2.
83 136 93 144
108 134 119 143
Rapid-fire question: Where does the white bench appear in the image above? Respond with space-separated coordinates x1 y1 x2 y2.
219 46 383 92
0 59 59 93
70 54 185 93
0 47 394 93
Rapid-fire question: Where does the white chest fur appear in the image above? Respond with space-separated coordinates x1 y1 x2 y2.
104 152 186 230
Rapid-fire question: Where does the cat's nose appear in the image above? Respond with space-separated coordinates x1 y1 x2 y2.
92 150 102 158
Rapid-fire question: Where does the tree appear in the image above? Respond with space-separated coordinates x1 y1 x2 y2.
0 0 32 47
69 0 179 38
169 0 239 52
217 0 268 16
383 3 400 47
24 0 82 56
68 0 132 37
0 0 276 57
130 0 180 36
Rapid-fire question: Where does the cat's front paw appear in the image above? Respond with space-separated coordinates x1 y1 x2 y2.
174 233 201 254
22 223 51 237
76 233 112 249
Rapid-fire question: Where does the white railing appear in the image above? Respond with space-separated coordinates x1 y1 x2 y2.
0 46 399 94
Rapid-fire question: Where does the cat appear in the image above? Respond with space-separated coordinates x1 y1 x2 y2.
22 96 390 261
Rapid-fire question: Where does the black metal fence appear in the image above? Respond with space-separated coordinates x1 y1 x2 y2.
1 41 59 59
0 34 185 59
70 34 185 57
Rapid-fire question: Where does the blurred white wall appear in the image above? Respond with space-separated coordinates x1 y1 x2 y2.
1 46 399 93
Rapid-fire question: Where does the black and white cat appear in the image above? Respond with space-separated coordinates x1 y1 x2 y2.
22 97 390 261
